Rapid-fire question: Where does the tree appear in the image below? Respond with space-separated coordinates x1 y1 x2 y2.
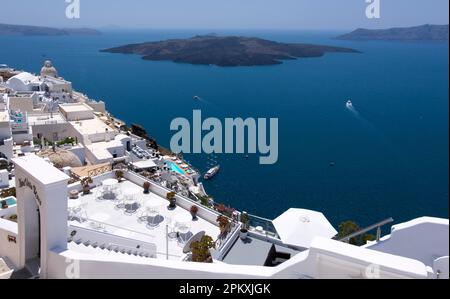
337 220 376 246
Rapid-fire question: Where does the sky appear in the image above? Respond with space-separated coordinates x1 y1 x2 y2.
0 0 448 30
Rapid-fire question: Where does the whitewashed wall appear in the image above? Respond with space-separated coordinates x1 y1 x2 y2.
0 218 20 268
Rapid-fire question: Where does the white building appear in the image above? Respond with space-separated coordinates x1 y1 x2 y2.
5 72 43 93
59 103 94 122
0 110 13 160
0 155 447 279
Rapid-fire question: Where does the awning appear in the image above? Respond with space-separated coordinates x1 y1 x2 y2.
132 159 157 170
273 208 337 248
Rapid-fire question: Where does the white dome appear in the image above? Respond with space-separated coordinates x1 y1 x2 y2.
40 60 58 78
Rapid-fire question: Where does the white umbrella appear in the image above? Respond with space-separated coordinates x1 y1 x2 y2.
272 208 337 248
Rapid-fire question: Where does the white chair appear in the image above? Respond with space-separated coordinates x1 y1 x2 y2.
177 223 192 244
147 206 160 227
166 217 178 239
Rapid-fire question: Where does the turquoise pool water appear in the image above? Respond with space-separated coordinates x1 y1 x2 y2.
167 161 185 175
1 197 17 208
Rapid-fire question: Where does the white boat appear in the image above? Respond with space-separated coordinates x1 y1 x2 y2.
346 100 353 109
204 165 220 180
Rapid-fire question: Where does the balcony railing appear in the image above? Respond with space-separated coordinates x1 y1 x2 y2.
247 213 279 239
338 217 394 243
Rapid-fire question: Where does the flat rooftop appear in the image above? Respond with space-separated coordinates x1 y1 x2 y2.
223 236 303 267
86 140 123 160
27 113 67 125
60 103 93 113
223 237 275 266
69 179 221 260
13 155 70 185
69 117 115 136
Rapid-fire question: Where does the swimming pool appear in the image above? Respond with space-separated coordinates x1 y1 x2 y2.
167 161 185 175
1 196 17 209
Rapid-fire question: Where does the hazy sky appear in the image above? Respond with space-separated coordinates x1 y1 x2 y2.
0 0 448 30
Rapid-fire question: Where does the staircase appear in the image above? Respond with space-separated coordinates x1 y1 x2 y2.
68 238 156 259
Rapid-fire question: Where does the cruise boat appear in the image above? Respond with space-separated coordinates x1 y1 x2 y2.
204 165 220 180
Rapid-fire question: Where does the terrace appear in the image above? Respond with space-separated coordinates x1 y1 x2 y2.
66 172 232 261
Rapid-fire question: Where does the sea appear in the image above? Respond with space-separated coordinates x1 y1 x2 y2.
1 29 448 228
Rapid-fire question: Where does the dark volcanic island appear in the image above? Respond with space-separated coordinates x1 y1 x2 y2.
101 35 360 67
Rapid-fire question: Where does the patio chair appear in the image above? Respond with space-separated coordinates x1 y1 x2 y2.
166 217 178 239
146 206 160 228
177 223 192 245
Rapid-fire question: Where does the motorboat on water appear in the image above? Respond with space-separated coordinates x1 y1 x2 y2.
346 100 353 109
204 165 220 180
193 96 201 101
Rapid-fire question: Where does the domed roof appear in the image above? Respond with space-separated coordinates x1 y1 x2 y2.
40 60 58 78
38 149 82 169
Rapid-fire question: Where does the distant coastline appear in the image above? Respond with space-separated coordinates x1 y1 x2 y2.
101 35 360 67
0 23 101 36
336 24 449 41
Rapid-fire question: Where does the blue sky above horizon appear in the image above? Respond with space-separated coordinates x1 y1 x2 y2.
0 0 448 31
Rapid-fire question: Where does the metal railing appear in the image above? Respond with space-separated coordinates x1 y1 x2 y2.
338 217 394 243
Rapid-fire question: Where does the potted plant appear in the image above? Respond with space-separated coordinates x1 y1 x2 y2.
190 235 215 263
190 205 199 220
240 212 250 229
143 181 151 194
240 227 248 240
166 191 177 209
216 215 230 236
115 170 124 182
216 203 226 214
81 177 93 195
9 214 18 223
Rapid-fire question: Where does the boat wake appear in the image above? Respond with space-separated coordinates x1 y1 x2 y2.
345 99 392 148
346 100 360 118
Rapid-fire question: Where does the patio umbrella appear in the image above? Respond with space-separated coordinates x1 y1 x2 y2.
272 208 337 248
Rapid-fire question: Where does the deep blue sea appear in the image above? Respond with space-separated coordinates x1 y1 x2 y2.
1 30 448 227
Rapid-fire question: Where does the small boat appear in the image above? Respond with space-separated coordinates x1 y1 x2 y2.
193 96 201 101
204 165 220 180
346 100 353 109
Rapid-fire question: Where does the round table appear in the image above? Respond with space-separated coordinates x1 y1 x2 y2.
144 202 160 225
174 213 191 226
102 179 119 191
123 188 140 199
145 201 160 209
68 199 82 210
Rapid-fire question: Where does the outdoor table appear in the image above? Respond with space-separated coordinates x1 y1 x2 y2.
102 179 119 191
122 188 140 213
174 213 191 227
68 199 82 210
144 202 161 225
